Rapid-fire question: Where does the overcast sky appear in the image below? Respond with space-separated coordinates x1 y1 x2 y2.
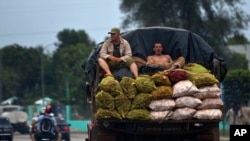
0 0 123 52
0 0 250 52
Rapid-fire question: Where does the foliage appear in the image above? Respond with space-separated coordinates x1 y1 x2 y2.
227 33 250 45
226 52 249 69
54 29 94 105
119 0 250 65
0 45 42 102
223 69 250 113
0 29 94 107
57 29 96 49
52 43 93 105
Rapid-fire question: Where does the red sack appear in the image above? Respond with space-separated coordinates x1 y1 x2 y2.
166 69 188 84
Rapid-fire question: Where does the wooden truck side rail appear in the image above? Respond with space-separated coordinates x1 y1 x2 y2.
87 119 220 141
96 119 220 134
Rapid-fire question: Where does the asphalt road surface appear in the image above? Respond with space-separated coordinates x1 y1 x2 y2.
14 132 229 141
13 132 88 141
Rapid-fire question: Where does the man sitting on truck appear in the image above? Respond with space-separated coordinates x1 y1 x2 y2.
98 27 138 78
140 42 185 74
147 42 185 70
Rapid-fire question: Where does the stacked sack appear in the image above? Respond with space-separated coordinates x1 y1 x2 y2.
95 75 156 120
149 72 175 121
95 63 223 121
183 63 223 120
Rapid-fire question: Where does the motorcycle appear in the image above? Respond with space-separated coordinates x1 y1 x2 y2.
31 132 57 141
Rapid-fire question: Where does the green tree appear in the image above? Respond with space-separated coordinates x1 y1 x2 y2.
120 0 250 68
56 29 96 49
52 43 93 105
1 44 43 104
23 46 55 105
227 33 250 45
223 69 250 114
227 52 249 69
0 29 95 107
53 29 95 105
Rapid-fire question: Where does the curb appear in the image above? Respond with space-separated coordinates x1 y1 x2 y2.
220 136 229 141
70 129 86 134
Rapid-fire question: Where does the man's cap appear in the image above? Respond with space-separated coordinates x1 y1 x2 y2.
108 27 120 34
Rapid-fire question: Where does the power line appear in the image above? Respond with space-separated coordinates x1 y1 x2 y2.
0 27 112 37
0 31 57 37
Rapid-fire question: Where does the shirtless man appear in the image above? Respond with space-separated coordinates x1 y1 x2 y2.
146 42 184 70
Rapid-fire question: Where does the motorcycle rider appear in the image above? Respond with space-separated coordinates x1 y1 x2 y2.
30 107 45 139
31 105 62 141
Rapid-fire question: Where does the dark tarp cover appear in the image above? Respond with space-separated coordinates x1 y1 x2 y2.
84 26 227 88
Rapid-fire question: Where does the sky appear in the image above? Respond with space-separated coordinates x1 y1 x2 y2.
0 0 250 53
0 0 124 52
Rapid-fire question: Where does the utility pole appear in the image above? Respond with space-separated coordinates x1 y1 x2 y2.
0 49 2 103
41 47 45 106
41 43 55 106
65 76 70 104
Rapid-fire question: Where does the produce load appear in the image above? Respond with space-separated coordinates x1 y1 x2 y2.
95 65 223 121
119 76 137 99
115 93 131 118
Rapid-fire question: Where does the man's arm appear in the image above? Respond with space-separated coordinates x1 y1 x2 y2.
31 116 40 128
51 117 61 141
53 124 62 141
31 120 36 127
31 119 38 131
99 41 111 59
108 55 122 63
146 56 154 64
100 40 123 63
120 39 132 61
53 125 60 134
168 56 185 70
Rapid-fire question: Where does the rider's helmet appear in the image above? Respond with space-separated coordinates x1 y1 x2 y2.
45 105 52 114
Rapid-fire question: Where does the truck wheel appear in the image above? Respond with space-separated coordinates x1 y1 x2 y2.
64 137 70 141
8 137 13 141
18 128 29 134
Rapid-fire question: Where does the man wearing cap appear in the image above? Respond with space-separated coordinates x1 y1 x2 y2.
98 27 138 77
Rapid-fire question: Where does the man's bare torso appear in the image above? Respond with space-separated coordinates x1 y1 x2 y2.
147 54 173 69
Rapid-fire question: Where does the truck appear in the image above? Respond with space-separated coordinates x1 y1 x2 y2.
83 26 227 141
0 105 30 134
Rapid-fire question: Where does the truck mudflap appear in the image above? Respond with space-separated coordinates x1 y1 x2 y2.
87 120 220 141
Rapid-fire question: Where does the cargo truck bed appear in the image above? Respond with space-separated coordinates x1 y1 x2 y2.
86 119 220 141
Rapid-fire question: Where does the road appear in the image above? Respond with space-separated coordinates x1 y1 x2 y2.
14 132 88 141
14 132 229 141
